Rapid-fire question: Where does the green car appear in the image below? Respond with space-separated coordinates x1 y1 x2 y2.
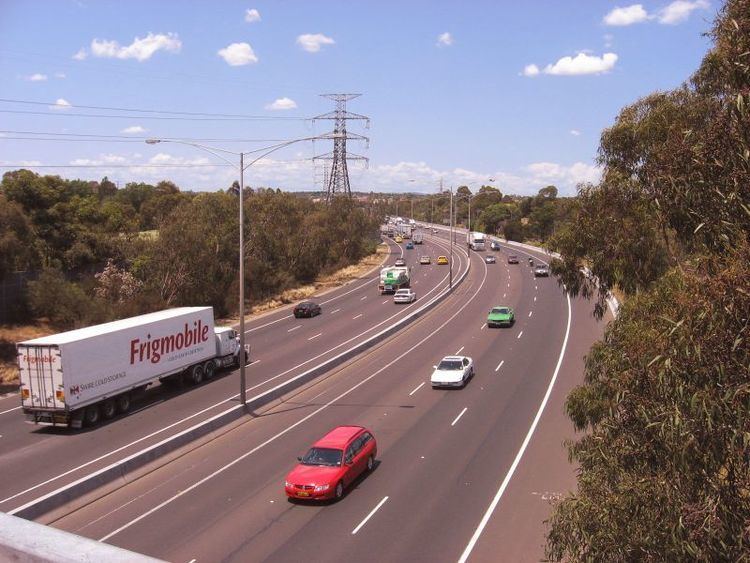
487 306 515 328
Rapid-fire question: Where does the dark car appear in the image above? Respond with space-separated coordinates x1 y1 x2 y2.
294 301 322 318
490 241 501 251
507 255 519 264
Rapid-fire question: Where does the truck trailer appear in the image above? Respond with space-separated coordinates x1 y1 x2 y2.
17 307 249 428
378 267 411 294
412 232 424 244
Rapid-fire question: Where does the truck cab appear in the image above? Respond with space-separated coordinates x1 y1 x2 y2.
214 327 249 367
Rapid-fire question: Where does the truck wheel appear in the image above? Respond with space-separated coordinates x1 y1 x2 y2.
101 399 117 419
84 405 100 426
116 393 131 414
204 360 216 379
187 364 204 385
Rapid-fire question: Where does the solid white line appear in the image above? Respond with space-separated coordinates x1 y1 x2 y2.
287 326 301 333
95 244 481 542
455 346 464 355
517 331 523 339
352 313 363 320
0 406 21 416
494 360 504 372
308 333 322 341
458 293 572 563
352 496 389 535
409 382 425 396
451 407 468 427
528 311 533 317
330 308 341 314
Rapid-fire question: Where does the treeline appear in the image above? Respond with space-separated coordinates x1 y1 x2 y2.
387 184 573 243
0 170 379 327
544 0 750 560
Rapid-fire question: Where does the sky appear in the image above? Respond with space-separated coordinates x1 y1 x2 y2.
0 0 717 196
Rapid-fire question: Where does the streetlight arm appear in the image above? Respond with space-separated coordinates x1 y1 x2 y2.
242 135 322 171
146 139 239 168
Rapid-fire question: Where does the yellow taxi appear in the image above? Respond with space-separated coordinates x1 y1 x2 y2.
395 235 404 243
437 255 449 265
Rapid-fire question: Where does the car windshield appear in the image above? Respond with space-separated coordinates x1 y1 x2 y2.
396 290 408 295
491 307 509 315
301 447 343 467
437 360 463 370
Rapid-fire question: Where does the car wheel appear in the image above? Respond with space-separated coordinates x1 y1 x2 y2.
334 481 344 500
366 455 374 472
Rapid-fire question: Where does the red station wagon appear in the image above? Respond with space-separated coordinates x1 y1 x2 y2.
285 425 377 501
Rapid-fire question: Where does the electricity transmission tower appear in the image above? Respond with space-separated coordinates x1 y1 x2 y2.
313 94 369 201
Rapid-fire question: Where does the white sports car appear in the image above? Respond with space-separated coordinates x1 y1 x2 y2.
431 356 474 388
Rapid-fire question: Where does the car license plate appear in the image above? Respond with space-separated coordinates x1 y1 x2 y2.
297 491 309 497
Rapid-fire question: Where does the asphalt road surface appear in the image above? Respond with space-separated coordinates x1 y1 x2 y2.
44 236 611 562
0 233 467 516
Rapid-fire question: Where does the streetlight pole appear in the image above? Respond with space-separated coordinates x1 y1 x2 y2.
146 136 321 407
449 186 454 288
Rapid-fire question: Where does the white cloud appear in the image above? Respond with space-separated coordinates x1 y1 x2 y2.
49 98 72 110
436 32 453 47
26 73 48 81
265 97 297 110
121 125 146 134
245 8 261 23
543 52 618 76
217 42 258 66
570 129 582 136
72 48 87 60
526 161 601 187
70 154 128 165
296 33 335 53
603 4 649 26
54 72 66 79
90 32 182 62
657 0 709 24
522 64 540 77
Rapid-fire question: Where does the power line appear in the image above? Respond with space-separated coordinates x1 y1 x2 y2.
0 164 232 169
0 130 295 143
0 98 307 120
0 109 305 122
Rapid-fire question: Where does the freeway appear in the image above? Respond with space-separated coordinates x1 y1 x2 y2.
45 237 611 562
0 232 468 516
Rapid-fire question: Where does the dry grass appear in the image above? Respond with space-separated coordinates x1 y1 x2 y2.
0 322 55 389
220 244 389 324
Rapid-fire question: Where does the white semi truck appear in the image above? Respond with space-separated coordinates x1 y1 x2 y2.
17 307 249 428
413 232 424 244
467 231 487 251
378 267 411 294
